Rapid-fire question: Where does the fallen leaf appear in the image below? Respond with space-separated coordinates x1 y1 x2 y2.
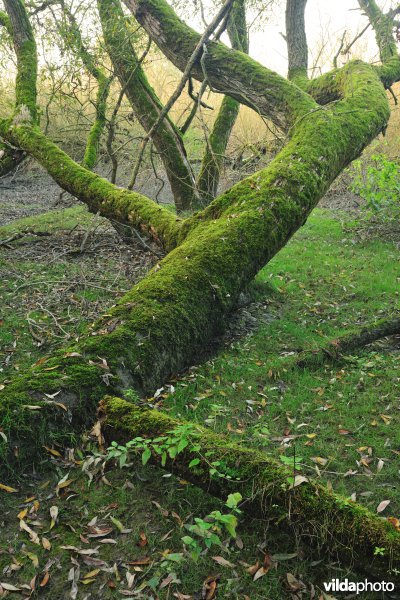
42 537 52 551
110 515 132 534
40 571 50 587
212 556 235 568
43 446 62 458
0 583 22 591
377 500 390 513
291 475 308 488
387 517 400 531
17 508 28 520
272 553 298 561
137 531 148 547
203 575 219 600
253 553 273 581
311 456 328 467
0 483 18 493
20 520 40 544
50 506 59 529
286 572 306 591
380 414 392 425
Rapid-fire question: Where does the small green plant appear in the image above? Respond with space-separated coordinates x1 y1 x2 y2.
350 154 400 222
181 493 242 561
106 424 239 480
374 546 386 556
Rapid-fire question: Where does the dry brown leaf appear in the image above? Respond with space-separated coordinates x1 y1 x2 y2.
286 572 306 591
40 571 50 587
212 556 235 568
137 531 148 547
42 537 51 551
20 520 40 545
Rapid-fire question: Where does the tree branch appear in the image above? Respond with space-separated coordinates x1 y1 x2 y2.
98 0 199 212
122 0 317 130
128 0 235 191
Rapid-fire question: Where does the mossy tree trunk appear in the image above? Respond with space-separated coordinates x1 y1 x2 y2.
0 58 394 471
0 3 36 176
97 0 199 212
196 0 248 203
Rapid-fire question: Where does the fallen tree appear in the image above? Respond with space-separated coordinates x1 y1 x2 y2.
98 395 400 580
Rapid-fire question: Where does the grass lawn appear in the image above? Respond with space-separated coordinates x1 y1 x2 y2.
0 207 399 599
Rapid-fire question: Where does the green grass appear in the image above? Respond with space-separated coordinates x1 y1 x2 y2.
0 207 399 598
164 210 399 517
0 206 132 375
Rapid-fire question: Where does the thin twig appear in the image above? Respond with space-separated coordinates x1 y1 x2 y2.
127 0 234 189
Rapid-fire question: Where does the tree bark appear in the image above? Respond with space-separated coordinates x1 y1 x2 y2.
97 0 198 212
0 4 35 176
285 0 308 82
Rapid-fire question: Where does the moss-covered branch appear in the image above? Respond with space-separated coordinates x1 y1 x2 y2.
0 123 182 248
99 396 400 579
358 0 398 63
98 0 198 212
196 0 247 203
59 5 112 169
269 316 400 377
3 0 38 122
82 73 112 169
123 0 317 130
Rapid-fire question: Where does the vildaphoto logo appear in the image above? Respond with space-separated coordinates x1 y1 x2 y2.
323 579 395 594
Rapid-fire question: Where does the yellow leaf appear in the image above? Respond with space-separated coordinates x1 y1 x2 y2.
380 414 392 425
17 508 28 520
84 569 100 579
43 446 62 457
0 482 18 493
42 537 51 551
306 433 317 439
57 478 74 490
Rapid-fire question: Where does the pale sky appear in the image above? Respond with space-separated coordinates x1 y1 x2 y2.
238 0 389 75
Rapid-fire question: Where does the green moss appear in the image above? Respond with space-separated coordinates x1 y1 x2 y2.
82 74 111 169
131 0 317 130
